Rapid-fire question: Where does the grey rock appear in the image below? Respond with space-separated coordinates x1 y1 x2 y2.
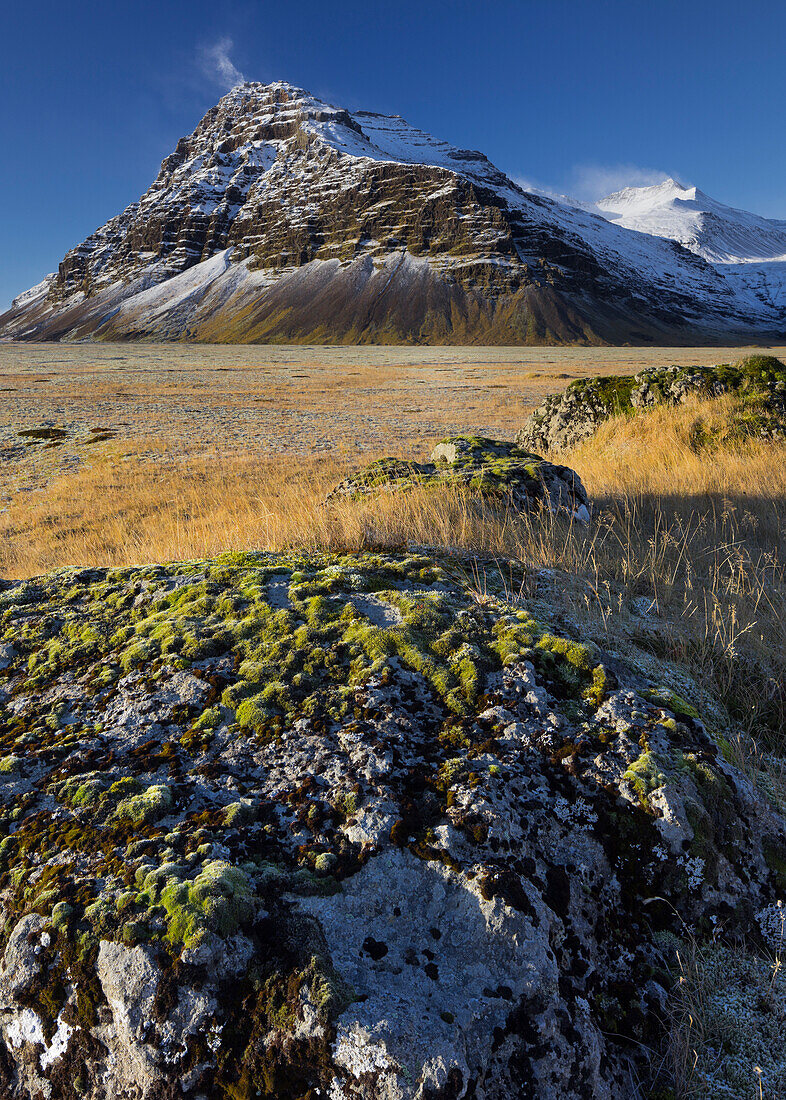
326 435 591 525
0 550 782 1098
0 915 47 1001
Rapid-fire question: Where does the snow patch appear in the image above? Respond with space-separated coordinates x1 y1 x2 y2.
597 178 786 264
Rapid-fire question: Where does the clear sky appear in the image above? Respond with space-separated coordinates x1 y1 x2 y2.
2 0 785 309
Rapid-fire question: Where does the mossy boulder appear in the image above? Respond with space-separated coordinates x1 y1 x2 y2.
325 435 591 523
0 550 782 1098
517 354 786 452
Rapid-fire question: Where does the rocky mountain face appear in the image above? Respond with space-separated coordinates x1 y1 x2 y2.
0 549 784 1098
2 81 786 344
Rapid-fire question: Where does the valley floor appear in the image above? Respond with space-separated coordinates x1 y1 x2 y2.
2 342 785 573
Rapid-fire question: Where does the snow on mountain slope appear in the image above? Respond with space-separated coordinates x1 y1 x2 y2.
721 260 786 315
597 178 786 264
2 83 786 344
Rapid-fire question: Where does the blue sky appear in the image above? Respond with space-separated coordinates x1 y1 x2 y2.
2 0 785 310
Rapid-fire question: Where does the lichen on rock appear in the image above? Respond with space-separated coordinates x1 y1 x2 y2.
0 549 782 1098
516 354 786 452
325 434 591 523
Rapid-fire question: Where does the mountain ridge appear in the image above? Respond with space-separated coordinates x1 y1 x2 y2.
2 81 785 345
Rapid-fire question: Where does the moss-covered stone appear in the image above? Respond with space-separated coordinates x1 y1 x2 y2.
325 434 591 523
0 547 784 1099
517 355 786 452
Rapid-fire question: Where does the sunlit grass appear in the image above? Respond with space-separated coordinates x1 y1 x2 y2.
1 392 784 752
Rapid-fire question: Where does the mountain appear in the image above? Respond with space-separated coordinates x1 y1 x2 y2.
595 178 786 330
596 178 786 264
2 83 785 345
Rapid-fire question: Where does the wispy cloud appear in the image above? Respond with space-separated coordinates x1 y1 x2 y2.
200 37 246 91
515 163 685 205
567 163 679 201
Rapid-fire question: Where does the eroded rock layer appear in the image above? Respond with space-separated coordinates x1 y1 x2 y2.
0 551 784 1098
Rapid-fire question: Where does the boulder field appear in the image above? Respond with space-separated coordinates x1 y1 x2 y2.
0 550 783 1098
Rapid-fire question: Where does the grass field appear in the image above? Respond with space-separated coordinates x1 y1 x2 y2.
2 340 784 746
2 341 785 564
2 341 786 1095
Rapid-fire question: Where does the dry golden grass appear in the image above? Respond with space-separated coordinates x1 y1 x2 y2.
569 398 786 748
3 342 785 503
1 389 784 749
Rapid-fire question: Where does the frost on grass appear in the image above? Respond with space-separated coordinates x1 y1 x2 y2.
662 935 786 1100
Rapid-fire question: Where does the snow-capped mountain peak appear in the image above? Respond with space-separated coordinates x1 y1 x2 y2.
600 177 697 209
597 178 786 264
2 81 785 344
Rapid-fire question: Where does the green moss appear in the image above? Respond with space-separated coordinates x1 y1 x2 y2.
313 853 337 875
763 838 786 891
534 634 607 704
565 374 638 415
623 750 666 804
223 800 257 827
119 639 158 672
334 789 360 817
108 777 142 799
143 858 256 947
435 757 467 793
114 784 173 827
644 686 699 719
50 901 73 929
0 543 649 1008
236 696 275 735
192 705 222 731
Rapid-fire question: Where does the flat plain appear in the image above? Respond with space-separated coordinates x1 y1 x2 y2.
2 341 786 580
4 341 786 489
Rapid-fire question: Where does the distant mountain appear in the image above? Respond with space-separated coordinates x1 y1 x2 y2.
596 178 786 263
2 83 785 345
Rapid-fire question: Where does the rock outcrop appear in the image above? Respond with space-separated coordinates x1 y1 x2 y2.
516 354 786 453
2 82 786 344
0 550 784 1098
324 435 591 523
